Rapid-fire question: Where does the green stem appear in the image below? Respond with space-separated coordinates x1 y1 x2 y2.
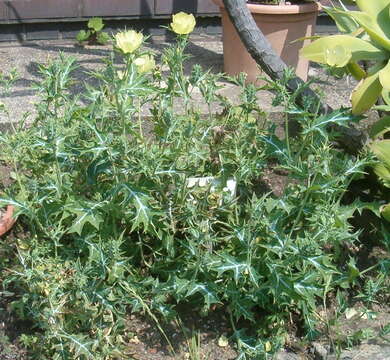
289 173 317 237
229 310 243 355
285 113 291 158
138 99 143 140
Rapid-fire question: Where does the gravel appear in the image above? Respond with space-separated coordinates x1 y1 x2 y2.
0 34 375 131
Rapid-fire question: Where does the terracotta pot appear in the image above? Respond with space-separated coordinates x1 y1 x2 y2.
0 205 16 236
213 0 321 83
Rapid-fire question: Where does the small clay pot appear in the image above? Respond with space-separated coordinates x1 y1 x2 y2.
0 205 16 236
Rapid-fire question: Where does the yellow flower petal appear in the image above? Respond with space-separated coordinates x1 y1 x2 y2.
265 341 272 352
171 12 196 35
115 30 143 54
325 45 352 67
218 335 229 347
134 55 155 74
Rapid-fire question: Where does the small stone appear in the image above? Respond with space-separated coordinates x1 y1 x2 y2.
345 307 358 320
149 348 157 354
312 342 328 360
275 350 300 360
129 336 140 344
308 67 318 77
329 344 390 360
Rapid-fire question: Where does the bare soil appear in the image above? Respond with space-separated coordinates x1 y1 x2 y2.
0 165 13 189
123 309 238 360
0 163 12 225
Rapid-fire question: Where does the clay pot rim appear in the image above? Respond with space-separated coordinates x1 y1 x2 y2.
0 205 16 236
213 0 321 14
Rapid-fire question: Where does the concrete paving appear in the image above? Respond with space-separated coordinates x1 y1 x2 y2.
0 33 362 130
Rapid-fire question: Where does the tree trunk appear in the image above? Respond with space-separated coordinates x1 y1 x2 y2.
221 0 366 154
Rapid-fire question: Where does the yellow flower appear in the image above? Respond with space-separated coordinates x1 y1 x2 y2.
325 45 351 68
115 30 143 54
134 55 155 74
117 70 125 80
171 12 196 35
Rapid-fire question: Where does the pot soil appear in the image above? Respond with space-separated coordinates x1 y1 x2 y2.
213 0 321 83
0 205 15 237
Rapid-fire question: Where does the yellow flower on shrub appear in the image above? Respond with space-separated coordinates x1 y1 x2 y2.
115 30 143 54
171 12 196 35
134 55 155 74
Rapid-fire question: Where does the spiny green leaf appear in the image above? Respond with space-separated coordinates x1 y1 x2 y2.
230 292 256 322
258 134 289 161
347 257 361 283
186 283 219 308
267 264 297 299
66 201 104 235
338 200 383 223
86 158 111 185
293 276 322 303
56 332 97 358
212 254 248 284
303 255 338 274
303 109 363 136
111 184 152 231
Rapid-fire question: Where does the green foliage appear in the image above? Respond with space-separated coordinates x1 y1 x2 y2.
76 29 90 43
0 68 19 94
0 29 386 359
301 0 390 116
368 140 390 222
76 17 109 45
302 0 390 230
96 31 110 45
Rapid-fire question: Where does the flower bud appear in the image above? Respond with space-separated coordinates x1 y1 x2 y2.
134 55 155 73
171 12 196 35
